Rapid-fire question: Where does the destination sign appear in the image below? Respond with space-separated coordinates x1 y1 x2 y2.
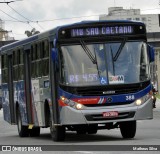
71 26 133 37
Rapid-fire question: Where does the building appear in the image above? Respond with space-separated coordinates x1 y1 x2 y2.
0 19 14 41
100 7 160 92
99 7 160 33
147 32 160 92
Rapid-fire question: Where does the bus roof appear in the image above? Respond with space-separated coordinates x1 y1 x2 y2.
58 20 145 29
0 20 145 54
0 27 58 54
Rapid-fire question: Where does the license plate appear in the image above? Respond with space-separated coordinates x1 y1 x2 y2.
103 111 118 117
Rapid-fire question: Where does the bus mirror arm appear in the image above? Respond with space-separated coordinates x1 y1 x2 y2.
148 44 155 62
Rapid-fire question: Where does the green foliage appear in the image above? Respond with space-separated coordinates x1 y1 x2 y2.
25 28 40 37
156 94 160 99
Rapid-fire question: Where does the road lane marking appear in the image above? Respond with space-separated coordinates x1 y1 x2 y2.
74 151 93 154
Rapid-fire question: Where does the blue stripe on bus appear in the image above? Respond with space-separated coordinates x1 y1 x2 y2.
58 84 151 104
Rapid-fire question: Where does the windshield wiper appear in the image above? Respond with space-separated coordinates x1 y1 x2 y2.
94 47 101 79
80 40 101 79
113 38 127 61
80 40 97 64
110 45 115 76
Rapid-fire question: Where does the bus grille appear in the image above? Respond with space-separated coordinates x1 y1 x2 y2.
76 86 139 96
60 81 150 96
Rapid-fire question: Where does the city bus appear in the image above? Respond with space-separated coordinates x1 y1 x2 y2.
0 20 154 141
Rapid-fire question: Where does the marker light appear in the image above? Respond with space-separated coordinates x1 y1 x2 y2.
62 30 66 35
60 96 84 109
136 99 142 106
61 96 65 101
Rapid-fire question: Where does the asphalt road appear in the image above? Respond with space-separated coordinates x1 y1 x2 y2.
0 100 160 154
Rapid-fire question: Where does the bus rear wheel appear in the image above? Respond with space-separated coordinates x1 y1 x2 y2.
50 117 65 141
17 109 29 137
120 121 136 139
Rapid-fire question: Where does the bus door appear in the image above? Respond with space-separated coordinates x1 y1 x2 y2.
23 45 33 125
8 54 16 124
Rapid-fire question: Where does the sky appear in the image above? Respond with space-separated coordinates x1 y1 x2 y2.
0 0 160 40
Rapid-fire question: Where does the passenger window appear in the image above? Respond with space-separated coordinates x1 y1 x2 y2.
2 55 7 69
31 40 49 78
41 40 49 58
42 40 49 76
19 48 24 80
19 65 24 80
13 50 18 65
36 60 42 77
31 61 36 78
19 49 24 64
13 50 19 81
32 44 37 60
13 65 19 81
42 59 49 76
37 42 41 59
2 69 8 83
2 55 8 83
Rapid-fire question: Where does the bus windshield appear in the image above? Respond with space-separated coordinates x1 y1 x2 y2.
60 41 150 86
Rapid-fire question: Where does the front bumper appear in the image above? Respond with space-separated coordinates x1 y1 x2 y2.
60 98 153 125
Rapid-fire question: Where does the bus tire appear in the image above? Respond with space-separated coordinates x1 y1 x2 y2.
17 109 29 137
76 130 87 134
50 117 65 141
76 125 87 134
29 127 40 137
87 124 98 134
120 121 136 139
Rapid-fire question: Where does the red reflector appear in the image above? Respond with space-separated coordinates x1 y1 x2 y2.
103 111 118 117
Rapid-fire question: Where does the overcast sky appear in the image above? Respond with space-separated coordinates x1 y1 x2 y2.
0 0 160 40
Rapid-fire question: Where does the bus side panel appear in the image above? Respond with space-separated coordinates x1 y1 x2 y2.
40 77 51 126
31 77 50 127
31 79 40 126
14 81 28 126
2 84 11 123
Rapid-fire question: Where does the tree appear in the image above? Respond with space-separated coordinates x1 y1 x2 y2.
25 28 40 37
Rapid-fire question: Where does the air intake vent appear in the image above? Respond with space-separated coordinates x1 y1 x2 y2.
76 86 139 96
60 81 150 96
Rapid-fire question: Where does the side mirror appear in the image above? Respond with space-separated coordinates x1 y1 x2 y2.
148 45 155 62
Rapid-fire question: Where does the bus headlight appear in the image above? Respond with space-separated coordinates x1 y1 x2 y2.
60 96 85 110
135 93 151 106
75 103 84 110
136 99 142 106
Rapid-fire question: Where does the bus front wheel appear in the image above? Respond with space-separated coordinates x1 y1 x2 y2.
29 127 40 137
120 121 136 139
17 109 29 137
50 118 65 141
87 124 98 134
